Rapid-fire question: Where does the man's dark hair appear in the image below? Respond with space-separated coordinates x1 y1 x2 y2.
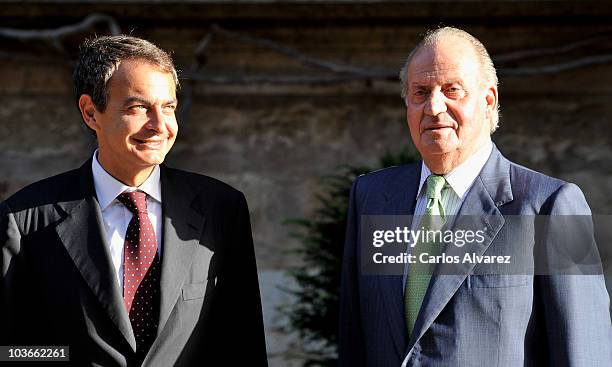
73 35 179 112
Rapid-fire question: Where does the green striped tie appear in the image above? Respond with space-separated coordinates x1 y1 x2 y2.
404 174 447 337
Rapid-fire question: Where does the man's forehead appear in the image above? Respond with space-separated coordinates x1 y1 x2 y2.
107 59 172 86
411 65 464 77
409 65 475 85
408 43 481 83
106 71 177 107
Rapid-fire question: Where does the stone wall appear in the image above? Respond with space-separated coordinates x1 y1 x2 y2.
2 1 612 365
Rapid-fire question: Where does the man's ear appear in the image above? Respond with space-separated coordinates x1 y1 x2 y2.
485 85 498 116
78 94 100 133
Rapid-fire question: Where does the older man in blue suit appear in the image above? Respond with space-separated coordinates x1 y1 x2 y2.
339 27 612 366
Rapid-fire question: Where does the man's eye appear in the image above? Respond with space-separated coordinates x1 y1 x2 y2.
164 105 177 111
414 90 427 96
129 105 147 111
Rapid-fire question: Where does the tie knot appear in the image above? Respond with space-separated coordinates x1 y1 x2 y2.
425 175 446 200
117 191 148 214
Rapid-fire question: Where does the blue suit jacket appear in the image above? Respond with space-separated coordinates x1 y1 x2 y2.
339 145 612 366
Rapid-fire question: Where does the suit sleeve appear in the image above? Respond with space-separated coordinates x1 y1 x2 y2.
218 192 268 366
537 183 612 366
0 201 23 345
339 177 366 367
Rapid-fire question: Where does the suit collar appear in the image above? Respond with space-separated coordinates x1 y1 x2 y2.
475 143 513 207
155 165 206 338
374 165 420 357
405 144 513 354
54 159 137 351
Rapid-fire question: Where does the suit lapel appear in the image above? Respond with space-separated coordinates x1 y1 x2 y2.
406 145 513 352
156 166 205 336
376 165 420 358
54 161 136 351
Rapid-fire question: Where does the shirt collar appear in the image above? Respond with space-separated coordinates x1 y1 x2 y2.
91 150 162 210
417 139 493 200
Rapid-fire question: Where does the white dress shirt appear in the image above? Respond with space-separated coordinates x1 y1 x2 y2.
415 138 493 206
91 151 163 289
401 139 492 367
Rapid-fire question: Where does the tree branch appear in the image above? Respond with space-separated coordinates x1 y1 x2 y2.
495 34 612 63
186 73 396 85
499 53 612 76
210 24 391 78
0 13 121 41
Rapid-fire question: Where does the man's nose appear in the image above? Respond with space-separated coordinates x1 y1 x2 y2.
146 107 165 132
424 91 447 116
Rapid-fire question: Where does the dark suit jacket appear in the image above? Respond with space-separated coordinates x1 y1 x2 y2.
340 145 612 366
1 160 268 366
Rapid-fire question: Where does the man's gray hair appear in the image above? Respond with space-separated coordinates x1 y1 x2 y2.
73 35 179 112
399 27 500 132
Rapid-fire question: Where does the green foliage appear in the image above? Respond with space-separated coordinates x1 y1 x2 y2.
282 148 418 366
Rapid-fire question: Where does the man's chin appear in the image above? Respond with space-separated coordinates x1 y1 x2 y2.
135 152 166 167
418 140 458 156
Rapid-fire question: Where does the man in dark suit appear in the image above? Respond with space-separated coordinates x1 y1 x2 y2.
340 27 612 366
1 35 268 366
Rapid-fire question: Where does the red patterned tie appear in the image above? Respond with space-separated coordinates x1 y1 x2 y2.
117 191 161 361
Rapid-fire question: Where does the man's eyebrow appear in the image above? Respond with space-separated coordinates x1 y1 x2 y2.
122 96 178 106
410 82 430 88
444 79 464 85
123 96 153 107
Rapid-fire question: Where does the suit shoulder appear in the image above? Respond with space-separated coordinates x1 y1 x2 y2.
2 168 82 213
354 163 420 189
505 159 588 213
162 167 245 200
507 160 567 194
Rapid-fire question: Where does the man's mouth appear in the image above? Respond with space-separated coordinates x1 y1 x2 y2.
132 138 165 148
423 124 453 132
